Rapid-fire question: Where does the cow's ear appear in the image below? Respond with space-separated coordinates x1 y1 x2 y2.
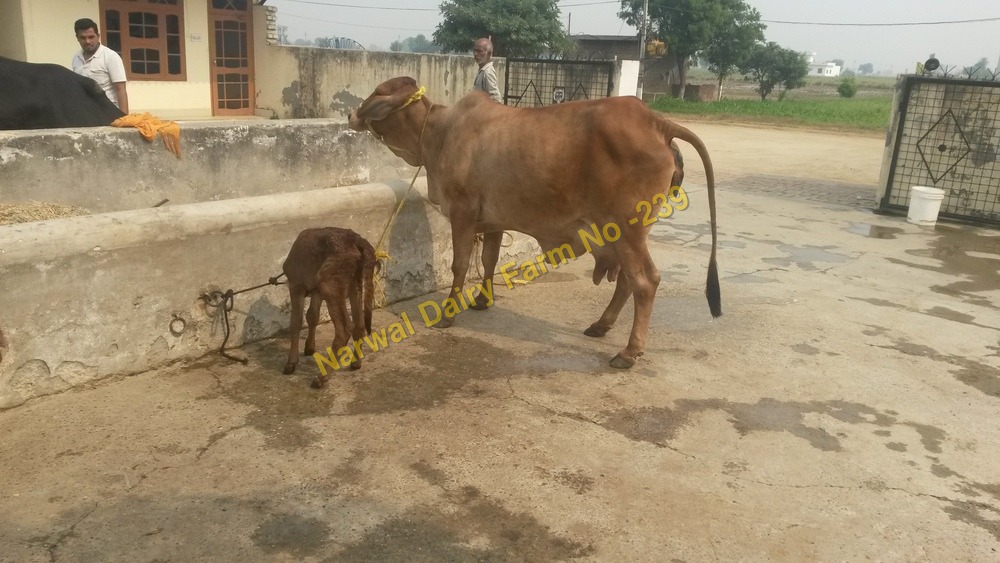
356 96 399 122
357 84 420 122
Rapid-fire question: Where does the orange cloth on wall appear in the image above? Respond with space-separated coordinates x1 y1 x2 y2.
111 112 182 159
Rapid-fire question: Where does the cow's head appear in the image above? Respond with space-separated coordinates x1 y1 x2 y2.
349 77 429 166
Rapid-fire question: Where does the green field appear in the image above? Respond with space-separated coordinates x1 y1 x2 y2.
648 96 894 132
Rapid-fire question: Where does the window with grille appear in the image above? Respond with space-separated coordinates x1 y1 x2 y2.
101 0 186 81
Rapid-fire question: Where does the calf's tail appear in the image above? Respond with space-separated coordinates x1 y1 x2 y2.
659 117 722 318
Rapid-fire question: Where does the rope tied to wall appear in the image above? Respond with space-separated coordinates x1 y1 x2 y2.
201 273 286 363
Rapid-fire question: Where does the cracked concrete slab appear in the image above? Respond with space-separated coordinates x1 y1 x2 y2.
1 122 998 560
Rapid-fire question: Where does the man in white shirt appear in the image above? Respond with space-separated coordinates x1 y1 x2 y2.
71 18 129 114
472 38 502 103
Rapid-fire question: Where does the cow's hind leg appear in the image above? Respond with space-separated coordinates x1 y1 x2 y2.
585 274 632 337
284 284 306 374
471 231 502 310
610 230 660 369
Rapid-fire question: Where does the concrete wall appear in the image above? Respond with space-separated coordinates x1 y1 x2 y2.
253 40 495 121
0 180 540 409
0 120 412 212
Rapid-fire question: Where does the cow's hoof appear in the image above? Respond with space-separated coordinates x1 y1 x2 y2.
584 324 610 337
303 347 315 356
436 316 455 329
609 353 636 369
283 363 297 375
469 292 491 310
350 360 362 370
310 378 325 389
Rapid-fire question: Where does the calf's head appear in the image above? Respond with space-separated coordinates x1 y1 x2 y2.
349 76 428 166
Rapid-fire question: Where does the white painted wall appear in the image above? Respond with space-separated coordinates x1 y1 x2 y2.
7 0 214 118
615 60 640 97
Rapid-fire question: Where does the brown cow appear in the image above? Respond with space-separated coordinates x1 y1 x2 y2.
282 227 377 388
349 77 720 368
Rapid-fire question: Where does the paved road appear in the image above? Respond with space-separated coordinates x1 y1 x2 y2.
2 123 999 561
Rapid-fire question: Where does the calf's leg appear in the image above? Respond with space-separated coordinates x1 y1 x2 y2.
303 290 322 356
284 284 306 374
311 284 352 388
347 279 365 369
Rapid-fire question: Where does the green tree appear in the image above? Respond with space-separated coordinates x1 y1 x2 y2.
433 0 569 57
390 34 442 54
700 0 765 100
858 63 874 75
620 0 759 99
739 41 809 100
837 76 857 98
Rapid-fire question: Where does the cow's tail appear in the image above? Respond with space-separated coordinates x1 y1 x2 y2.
356 235 378 335
659 117 722 318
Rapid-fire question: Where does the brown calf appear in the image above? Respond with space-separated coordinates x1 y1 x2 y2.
281 227 377 388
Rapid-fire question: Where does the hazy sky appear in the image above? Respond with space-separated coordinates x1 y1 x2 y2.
267 0 1000 73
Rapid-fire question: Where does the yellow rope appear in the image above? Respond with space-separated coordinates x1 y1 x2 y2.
368 84 428 308
371 165 423 308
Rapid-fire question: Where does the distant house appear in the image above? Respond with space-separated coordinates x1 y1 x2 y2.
805 52 842 77
570 34 640 60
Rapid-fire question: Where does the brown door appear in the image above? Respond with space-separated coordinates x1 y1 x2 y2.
208 0 254 116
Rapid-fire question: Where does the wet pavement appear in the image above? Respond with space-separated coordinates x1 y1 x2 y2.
1 125 999 560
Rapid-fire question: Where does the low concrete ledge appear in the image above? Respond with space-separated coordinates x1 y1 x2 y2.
0 119 412 213
0 180 539 409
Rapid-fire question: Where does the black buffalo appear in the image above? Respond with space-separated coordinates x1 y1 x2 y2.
0 56 125 130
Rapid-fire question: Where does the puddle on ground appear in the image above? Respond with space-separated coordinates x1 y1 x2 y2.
850 299 997 330
334 483 594 561
345 333 512 415
886 225 1000 308
881 339 1000 398
194 344 338 451
915 461 1000 541
791 343 822 356
252 512 330 556
527 271 580 284
922 306 998 330
600 398 946 453
763 244 851 271
845 223 905 239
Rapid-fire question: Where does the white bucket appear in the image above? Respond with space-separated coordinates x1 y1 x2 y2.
907 186 946 226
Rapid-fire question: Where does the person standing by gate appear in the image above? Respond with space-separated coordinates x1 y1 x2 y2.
472 37 502 103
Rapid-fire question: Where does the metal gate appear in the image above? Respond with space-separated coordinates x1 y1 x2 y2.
879 76 1000 226
503 58 615 108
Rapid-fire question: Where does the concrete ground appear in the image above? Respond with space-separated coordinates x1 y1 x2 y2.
2 123 998 561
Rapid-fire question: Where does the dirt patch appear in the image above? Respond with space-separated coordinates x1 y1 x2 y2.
0 202 90 225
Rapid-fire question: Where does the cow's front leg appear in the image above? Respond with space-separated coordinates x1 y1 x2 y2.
437 214 478 328
470 231 503 310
